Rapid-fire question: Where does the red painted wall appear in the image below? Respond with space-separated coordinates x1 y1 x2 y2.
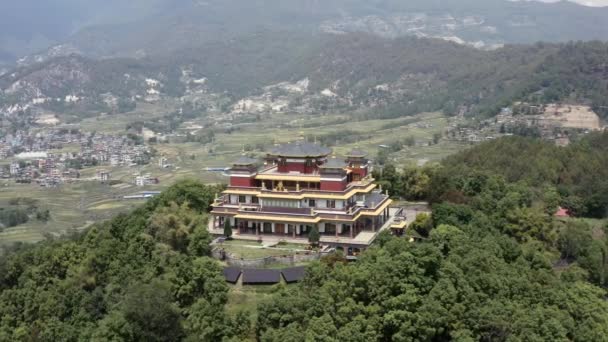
277 162 319 174
278 162 306 173
350 168 368 180
230 177 256 187
321 180 346 191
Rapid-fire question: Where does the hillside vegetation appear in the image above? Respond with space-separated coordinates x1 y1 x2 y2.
3 35 608 121
43 0 608 59
1 137 608 340
432 133 608 217
257 135 608 341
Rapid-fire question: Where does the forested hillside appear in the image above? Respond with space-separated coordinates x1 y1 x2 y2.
1 137 608 341
432 133 608 217
3 34 608 120
258 135 608 341
0 180 245 341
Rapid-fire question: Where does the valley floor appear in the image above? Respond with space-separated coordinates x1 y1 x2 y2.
0 110 465 250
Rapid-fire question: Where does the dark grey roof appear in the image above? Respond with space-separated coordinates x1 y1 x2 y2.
346 149 368 157
223 267 241 283
233 156 258 166
320 157 347 169
269 142 332 158
365 192 387 208
242 269 281 284
281 267 306 283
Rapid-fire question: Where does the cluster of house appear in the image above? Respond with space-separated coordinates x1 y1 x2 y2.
79 133 151 167
0 129 67 159
2 155 80 187
0 129 151 187
447 104 606 145
0 129 151 165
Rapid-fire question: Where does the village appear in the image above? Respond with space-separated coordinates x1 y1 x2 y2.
446 103 607 146
0 128 154 187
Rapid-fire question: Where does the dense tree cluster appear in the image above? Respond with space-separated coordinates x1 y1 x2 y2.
1 137 608 341
0 180 246 341
0 207 29 229
0 198 44 229
432 133 608 218
258 136 608 340
374 164 435 201
258 225 608 341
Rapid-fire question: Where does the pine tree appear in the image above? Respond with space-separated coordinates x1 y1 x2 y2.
308 225 320 247
223 219 233 239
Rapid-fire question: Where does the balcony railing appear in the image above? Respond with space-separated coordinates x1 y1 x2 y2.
213 195 391 219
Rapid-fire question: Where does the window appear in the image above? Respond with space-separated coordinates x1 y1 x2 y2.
251 196 259 204
308 199 316 208
263 223 272 234
327 200 336 209
239 195 246 203
344 224 351 234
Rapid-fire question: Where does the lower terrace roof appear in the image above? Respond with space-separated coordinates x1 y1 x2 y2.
255 172 321 183
215 199 393 223
222 182 377 200
390 220 408 229
234 214 322 224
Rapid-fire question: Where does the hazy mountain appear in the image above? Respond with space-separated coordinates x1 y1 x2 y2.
0 0 170 62
2 32 607 121
3 0 608 65
65 0 608 58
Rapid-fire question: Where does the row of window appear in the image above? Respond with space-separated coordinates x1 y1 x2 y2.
231 195 346 209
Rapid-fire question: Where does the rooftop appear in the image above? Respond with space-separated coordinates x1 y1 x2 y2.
233 156 259 166
364 191 387 207
269 142 332 158
319 157 347 169
346 149 368 157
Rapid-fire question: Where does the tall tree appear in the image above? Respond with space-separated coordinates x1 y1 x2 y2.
309 225 320 247
224 219 233 239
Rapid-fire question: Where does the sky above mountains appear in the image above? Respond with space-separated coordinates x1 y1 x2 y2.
539 0 608 5
514 0 608 5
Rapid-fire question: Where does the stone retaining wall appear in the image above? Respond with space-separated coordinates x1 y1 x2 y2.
212 248 323 268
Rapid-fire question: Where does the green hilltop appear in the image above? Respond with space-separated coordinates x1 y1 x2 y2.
1 135 608 340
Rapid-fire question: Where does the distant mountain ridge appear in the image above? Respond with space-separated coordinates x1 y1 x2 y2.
1 33 607 122
3 0 608 67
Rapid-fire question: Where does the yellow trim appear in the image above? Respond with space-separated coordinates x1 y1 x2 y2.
257 193 303 200
223 189 261 195
234 214 322 224
390 221 408 229
227 198 392 224
354 199 393 221
210 209 237 215
256 183 377 200
255 174 321 182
